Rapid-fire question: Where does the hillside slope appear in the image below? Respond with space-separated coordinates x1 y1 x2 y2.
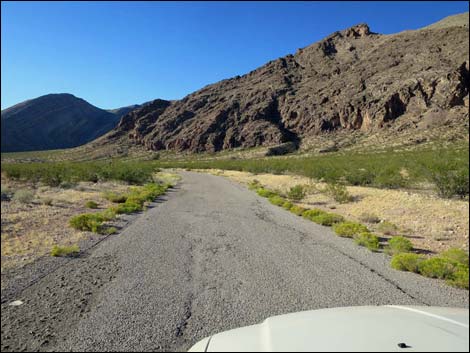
1 94 139 152
106 13 469 153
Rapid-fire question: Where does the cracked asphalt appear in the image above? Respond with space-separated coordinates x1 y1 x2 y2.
2 172 468 352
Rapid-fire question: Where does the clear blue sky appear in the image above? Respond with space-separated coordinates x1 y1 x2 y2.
1 1 468 110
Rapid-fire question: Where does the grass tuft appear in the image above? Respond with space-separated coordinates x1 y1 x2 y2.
51 244 80 257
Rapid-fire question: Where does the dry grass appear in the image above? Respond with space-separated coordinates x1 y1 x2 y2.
197 169 469 254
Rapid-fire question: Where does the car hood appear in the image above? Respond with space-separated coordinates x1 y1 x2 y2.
188 305 469 352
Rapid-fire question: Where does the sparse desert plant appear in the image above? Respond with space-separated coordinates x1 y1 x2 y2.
51 244 80 257
103 191 128 203
287 185 306 201
282 200 293 210
268 195 286 206
390 253 425 272
325 183 353 203
12 189 35 204
376 221 400 235
447 265 469 289
289 205 306 216
418 257 460 279
311 212 344 226
302 209 326 221
248 179 262 190
256 188 277 198
440 248 469 266
354 232 380 251
430 165 469 199
359 213 381 224
385 236 413 255
69 213 105 233
85 200 99 209
41 198 53 206
332 222 369 238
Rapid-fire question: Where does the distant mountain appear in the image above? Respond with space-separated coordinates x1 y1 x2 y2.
1 94 140 152
104 12 468 153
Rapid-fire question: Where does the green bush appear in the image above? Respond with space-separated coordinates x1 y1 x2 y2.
440 248 469 266
354 232 380 251
256 188 277 198
325 183 353 203
85 200 99 209
430 166 469 199
376 221 400 235
282 200 294 210
103 192 128 203
51 244 80 257
102 226 118 235
268 195 286 206
113 201 143 214
332 222 369 238
390 253 425 272
69 213 105 233
447 265 469 289
311 212 344 226
302 209 325 221
418 257 460 279
12 189 35 204
289 205 306 216
385 236 413 255
287 185 306 201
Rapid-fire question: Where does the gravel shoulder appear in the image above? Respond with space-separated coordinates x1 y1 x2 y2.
1 172 468 352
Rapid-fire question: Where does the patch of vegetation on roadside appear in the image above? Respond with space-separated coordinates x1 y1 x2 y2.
287 185 306 201
376 221 400 236
332 221 369 238
325 182 354 203
85 200 99 209
385 236 413 255
51 244 80 257
354 232 380 252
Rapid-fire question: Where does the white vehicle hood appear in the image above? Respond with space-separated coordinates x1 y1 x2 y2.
188 305 469 352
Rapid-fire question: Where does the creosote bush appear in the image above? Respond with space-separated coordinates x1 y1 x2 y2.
287 185 306 201
440 248 469 266
354 232 380 251
332 222 369 238
325 183 353 204
310 212 344 226
418 257 461 279
51 244 80 257
390 253 425 272
12 189 35 204
85 200 99 209
103 192 128 203
385 236 413 255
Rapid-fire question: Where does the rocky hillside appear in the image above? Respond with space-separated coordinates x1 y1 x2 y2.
106 12 469 153
1 94 140 152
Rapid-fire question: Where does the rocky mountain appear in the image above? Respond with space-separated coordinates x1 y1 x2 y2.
1 94 140 152
105 12 469 153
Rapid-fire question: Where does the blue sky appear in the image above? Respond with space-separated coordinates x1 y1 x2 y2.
1 1 468 109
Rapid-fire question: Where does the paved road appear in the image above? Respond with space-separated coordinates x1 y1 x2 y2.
2 172 468 352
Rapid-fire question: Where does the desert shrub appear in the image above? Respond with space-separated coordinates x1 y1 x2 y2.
418 257 460 279
446 265 469 289
332 222 369 238
51 244 80 257
256 188 277 198
102 226 118 235
99 208 117 221
376 221 400 235
41 198 53 206
344 169 375 186
359 213 381 224
325 183 353 203
113 201 143 214
385 236 413 255
289 205 306 216
85 201 99 209
302 209 326 221
103 191 128 203
440 248 469 266
248 179 262 190
282 200 293 210
390 253 425 272
430 165 469 199
12 189 35 204
373 167 407 189
69 213 105 233
287 185 306 201
311 212 344 226
59 181 75 189
268 195 286 206
354 232 380 251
